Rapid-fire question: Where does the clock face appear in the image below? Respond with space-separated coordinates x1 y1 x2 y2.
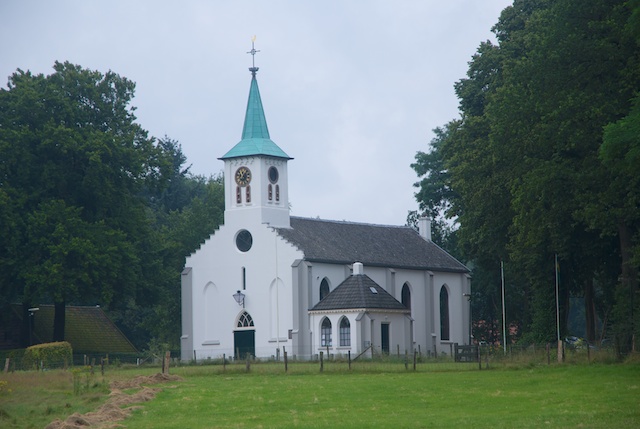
235 167 252 186
268 166 279 184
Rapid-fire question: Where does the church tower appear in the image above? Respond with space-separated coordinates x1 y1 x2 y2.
219 42 292 228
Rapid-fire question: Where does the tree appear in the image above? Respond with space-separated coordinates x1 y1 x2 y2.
0 61 169 342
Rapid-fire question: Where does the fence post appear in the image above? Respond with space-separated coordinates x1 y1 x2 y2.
245 356 250 372
4 358 9 373
449 343 453 359
101 358 105 376
320 351 324 372
454 343 458 362
404 350 408 370
413 349 417 371
284 350 288 372
587 343 591 364
418 344 421 357
546 343 550 365
397 344 400 358
348 351 351 370
478 345 481 370
223 354 226 372
193 350 197 362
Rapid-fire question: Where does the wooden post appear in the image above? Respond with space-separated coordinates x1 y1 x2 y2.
449 343 453 358
163 351 171 374
193 350 197 362
397 344 400 358
320 351 324 372
418 344 421 357
284 350 288 372
478 345 481 370
245 356 250 372
90 358 95 375
4 358 9 373
404 350 408 370
557 340 563 363
413 349 417 371
348 351 351 370
101 358 105 376
546 343 550 365
223 354 226 371
326 345 329 360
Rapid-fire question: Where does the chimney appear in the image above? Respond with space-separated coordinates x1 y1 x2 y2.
353 262 364 275
418 217 431 241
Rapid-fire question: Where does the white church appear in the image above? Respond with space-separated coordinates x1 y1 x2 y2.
180 58 471 361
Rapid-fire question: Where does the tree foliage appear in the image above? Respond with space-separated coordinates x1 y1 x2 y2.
412 0 640 351
0 62 224 349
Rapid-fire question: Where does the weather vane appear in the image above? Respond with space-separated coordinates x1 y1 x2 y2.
247 35 260 76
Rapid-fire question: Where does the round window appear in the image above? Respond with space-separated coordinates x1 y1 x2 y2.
236 229 253 252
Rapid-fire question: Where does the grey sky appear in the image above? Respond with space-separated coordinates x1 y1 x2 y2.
1 1 512 226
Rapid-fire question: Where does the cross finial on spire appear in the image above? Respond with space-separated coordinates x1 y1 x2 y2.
247 35 260 76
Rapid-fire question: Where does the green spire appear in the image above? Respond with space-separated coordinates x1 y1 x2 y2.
220 68 291 160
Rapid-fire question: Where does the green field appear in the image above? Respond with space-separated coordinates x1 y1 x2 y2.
1 363 639 428
132 364 639 428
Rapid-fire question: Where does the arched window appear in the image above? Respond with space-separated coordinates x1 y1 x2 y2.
275 185 280 201
237 311 254 328
401 283 411 312
245 185 251 203
321 318 332 347
440 286 450 340
236 186 241 204
319 278 330 301
268 184 273 201
339 317 351 347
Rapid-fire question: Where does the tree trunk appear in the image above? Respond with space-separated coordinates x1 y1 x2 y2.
21 302 31 347
615 222 638 354
53 301 66 342
585 278 597 344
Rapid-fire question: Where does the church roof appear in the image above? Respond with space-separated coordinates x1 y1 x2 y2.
275 217 469 273
310 274 409 312
220 71 291 160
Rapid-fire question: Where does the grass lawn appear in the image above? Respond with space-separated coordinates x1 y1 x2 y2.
1 363 638 428
122 364 640 428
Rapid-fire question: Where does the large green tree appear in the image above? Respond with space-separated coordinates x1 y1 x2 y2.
412 0 640 350
0 62 170 344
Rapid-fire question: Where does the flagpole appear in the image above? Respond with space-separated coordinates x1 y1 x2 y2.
501 260 506 354
555 254 560 343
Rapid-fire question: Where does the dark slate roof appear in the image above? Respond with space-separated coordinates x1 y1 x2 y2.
275 217 469 273
310 274 409 312
13 305 138 354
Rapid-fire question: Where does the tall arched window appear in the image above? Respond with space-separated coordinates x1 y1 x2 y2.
401 283 411 312
236 186 241 204
440 286 450 340
339 317 351 347
245 185 251 203
275 185 280 201
268 184 273 200
319 278 330 301
321 318 332 347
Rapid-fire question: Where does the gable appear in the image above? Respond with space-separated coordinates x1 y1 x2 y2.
276 217 468 272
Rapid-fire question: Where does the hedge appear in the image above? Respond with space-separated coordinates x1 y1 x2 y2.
23 341 73 369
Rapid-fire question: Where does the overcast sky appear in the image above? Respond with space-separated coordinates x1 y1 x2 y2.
1 0 512 226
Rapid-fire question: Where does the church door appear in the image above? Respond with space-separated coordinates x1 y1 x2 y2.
234 330 255 359
381 323 390 354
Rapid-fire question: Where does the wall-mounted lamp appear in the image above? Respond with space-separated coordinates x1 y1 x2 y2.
463 293 471 301
233 290 245 308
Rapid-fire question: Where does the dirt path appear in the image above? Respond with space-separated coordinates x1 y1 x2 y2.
45 373 182 429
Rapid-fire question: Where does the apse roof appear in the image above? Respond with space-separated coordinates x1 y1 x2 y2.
275 217 469 273
310 274 409 312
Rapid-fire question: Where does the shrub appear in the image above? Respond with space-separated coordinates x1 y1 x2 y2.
23 342 73 370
